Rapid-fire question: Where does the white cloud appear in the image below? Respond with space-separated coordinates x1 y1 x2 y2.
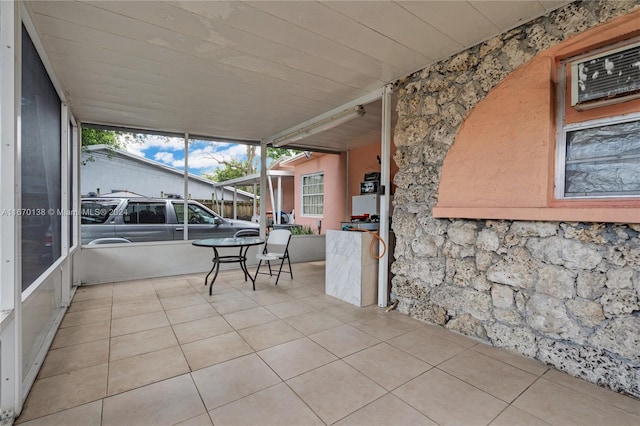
120 134 185 156
174 147 219 169
117 133 263 173
219 143 250 158
154 151 175 163
124 144 146 158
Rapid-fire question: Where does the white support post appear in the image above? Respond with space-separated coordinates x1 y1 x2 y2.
60 104 69 256
233 186 237 220
0 1 22 417
378 84 393 308
277 176 282 225
345 151 350 220
71 123 79 251
252 182 257 220
267 174 276 228
259 141 267 239
60 104 70 307
0 0 18 314
183 133 189 240
73 122 81 289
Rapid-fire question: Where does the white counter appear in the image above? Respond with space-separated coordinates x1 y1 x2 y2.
325 230 378 307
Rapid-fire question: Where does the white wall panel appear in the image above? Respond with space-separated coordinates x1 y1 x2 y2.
21 272 61 381
79 241 260 284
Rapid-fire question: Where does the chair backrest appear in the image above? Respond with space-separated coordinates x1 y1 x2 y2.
234 229 259 238
267 229 291 247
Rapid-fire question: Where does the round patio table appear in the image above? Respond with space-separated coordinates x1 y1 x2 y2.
192 237 264 294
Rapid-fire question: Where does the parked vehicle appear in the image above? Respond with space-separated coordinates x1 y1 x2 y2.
80 197 259 245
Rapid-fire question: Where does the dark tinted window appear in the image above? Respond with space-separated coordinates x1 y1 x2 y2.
124 202 167 224
81 200 119 224
173 202 217 224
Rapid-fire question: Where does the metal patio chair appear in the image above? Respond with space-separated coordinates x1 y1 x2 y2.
253 229 293 286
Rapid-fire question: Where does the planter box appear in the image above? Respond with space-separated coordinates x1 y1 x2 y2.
288 234 326 263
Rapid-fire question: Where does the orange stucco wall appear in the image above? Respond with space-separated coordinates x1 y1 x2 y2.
348 143 398 216
268 142 396 233
285 152 346 234
434 11 640 224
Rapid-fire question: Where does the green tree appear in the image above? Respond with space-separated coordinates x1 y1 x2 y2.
204 158 246 182
81 128 123 149
202 146 301 195
81 128 125 164
81 129 153 165
267 147 301 160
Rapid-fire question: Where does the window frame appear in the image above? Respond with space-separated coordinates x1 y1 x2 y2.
123 201 167 225
555 55 640 200
301 172 324 217
173 201 219 225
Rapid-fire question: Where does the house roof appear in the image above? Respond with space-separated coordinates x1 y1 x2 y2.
211 170 295 188
26 1 569 153
84 144 257 199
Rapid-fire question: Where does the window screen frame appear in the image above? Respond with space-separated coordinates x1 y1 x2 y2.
555 57 640 200
301 172 324 217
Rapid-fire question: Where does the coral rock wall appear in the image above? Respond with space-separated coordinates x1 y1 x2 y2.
391 0 640 397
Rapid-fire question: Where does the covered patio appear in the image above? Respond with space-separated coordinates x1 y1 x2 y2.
16 262 639 425
2 1 640 424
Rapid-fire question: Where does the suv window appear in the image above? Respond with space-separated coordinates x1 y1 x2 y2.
124 202 167 224
173 202 217 224
81 200 119 224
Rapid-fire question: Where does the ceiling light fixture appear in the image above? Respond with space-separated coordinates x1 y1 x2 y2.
271 105 366 147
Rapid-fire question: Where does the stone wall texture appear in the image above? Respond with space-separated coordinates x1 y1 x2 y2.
391 0 640 397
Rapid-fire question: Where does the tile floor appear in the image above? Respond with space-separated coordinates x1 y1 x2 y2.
16 261 640 425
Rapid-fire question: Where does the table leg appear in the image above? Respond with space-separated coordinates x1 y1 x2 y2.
239 246 258 291
207 247 221 296
238 246 249 281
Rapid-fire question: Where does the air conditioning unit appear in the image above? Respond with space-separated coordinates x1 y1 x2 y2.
571 41 640 111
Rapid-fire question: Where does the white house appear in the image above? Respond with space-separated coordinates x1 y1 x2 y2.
81 144 255 203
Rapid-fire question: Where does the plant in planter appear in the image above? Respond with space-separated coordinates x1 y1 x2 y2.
290 225 316 235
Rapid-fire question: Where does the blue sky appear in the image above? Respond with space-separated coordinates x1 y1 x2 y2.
121 134 261 177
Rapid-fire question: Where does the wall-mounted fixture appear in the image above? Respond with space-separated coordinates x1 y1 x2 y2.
570 40 640 110
271 105 365 147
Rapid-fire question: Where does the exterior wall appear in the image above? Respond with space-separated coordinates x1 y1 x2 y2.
348 143 399 215
81 150 251 202
290 152 346 234
434 9 640 223
392 0 640 397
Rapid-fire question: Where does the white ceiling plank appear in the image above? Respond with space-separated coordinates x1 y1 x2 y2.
77 101 270 139
64 85 303 131
51 70 320 137
171 0 408 83
32 1 364 98
246 1 430 75
25 0 572 150
46 52 330 118
45 46 326 133
471 1 545 31
34 16 372 126
65 81 311 131
398 1 500 49
41 34 342 114
63 76 314 124
321 1 462 61
84 0 385 91
538 1 572 12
